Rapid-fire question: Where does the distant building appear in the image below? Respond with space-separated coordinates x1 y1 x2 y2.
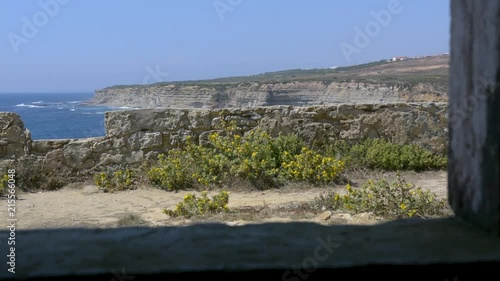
391 56 408 62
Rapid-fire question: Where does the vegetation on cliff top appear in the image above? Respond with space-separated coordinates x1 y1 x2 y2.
103 56 449 91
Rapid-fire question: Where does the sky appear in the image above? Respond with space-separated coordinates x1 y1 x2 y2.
0 0 450 93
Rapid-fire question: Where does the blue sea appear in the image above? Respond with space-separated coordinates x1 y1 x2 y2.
0 93 131 140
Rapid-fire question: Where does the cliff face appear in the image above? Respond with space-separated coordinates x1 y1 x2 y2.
90 81 448 109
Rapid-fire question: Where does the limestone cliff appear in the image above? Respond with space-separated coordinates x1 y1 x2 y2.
90 81 447 109
90 55 449 108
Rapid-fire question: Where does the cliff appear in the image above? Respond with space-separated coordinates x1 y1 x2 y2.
91 81 448 109
89 55 449 108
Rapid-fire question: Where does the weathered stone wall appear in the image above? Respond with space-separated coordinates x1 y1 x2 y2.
0 103 448 178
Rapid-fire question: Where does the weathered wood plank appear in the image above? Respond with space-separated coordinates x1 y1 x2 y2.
449 0 500 234
1 219 500 280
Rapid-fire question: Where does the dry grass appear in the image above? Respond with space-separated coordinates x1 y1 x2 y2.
116 213 149 227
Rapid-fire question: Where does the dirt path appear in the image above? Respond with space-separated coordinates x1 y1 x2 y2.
1 171 448 230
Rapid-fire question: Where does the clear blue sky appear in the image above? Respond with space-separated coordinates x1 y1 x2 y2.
0 0 450 93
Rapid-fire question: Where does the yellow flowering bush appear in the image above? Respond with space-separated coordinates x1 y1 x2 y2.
94 167 136 193
163 190 230 218
321 173 447 219
187 133 235 186
229 129 284 187
281 147 345 184
147 124 345 190
147 152 195 191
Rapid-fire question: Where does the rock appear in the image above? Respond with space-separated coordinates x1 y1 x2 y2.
226 221 245 226
92 139 110 153
97 153 124 166
127 132 162 150
126 150 144 164
81 185 100 195
351 212 383 225
317 211 333 221
187 110 211 130
62 140 94 169
0 112 29 158
329 213 352 224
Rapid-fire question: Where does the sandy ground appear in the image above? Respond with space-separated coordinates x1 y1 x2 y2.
1 171 448 230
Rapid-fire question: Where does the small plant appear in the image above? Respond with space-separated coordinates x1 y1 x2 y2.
94 168 136 193
0 174 9 196
320 173 447 219
7 160 66 192
163 190 230 218
116 213 148 227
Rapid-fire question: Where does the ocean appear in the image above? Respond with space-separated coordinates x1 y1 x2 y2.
0 93 131 140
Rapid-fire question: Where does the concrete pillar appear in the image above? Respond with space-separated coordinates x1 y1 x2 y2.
448 0 500 234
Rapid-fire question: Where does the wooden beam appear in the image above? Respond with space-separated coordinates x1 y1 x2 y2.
449 0 500 234
2 219 500 280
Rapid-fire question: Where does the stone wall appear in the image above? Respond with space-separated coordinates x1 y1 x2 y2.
0 103 448 178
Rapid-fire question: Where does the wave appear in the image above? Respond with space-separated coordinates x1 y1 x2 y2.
82 112 105 115
14 101 119 113
107 106 140 110
16 103 43 108
40 101 63 106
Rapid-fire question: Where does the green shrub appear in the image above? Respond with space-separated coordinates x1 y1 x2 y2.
94 168 136 193
147 126 345 190
227 130 286 188
5 160 66 192
147 152 195 191
187 133 233 186
163 190 230 218
324 139 447 171
362 139 446 170
281 147 345 184
321 173 447 219
0 174 9 196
